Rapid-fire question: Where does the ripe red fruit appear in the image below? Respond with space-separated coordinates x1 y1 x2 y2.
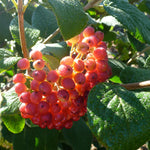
74 73 86 84
39 81 52 96
19 91 31 103
60 56 74 66
64 120 73 129
61 78 75 90
29 50 43 60
30 91 42 104
93 47 107 60
13 73 26 83
57 89 69 101
15 83 27 95
47 70 59 83
69 90 79 100
84 59 96 71
96 60 108 72
40 113 52 125
38 101 50 114
17 58 30 70
25 103 37 116
95 31 104 42
97 41 107 49
51 103 61 113
76 42 89 54
33 59 45 70
73 59 84 72
32 70 46 82
83 26 95 37
58 64 73 77
46 91 58 105
30 79 40 91
85 71 98 83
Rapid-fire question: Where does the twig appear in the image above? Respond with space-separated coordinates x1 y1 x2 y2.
121 80 150 90
127 45 150 65
18 0 29 58
83 0 102 11
11 0 18 10
42 28 60 44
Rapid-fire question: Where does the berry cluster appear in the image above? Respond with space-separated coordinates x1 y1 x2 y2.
13 26 112 130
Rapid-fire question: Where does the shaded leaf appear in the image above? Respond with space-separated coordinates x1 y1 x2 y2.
9 17 40 49
48 0 88 40
0 49 21 73
88 83 150 150
103 0 150 43
62 119 92 150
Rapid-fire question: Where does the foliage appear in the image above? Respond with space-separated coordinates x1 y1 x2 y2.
1 0 150 149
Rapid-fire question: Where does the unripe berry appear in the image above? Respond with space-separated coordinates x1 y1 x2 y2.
47 70 59 83
84 59 96 71
15 83 27 95
32 70 46 82
76 42 89 54
33 59 45 70
30 79 40 91
57 89 69 101
17 58 30 70
93 47 107 60
39 81 52 96
60 56 74 66
74 73 86 84
58 64 73 77
30 50 42 60
30 91 42 104
19 91 31 103
83 26 95 37
73 59 84 72
13 73 26 83
61 78 75 90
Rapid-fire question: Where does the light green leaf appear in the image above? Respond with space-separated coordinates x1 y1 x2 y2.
103 0 150 43
88 83 150 150
48 0 88 40
9 17 40 49
0 49 21 73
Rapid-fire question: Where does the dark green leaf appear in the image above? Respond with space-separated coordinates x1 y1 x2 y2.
62 119 92 150
144 55 150 68
9 17 40 49
108 58 127 76
0 49 21 73
48 0 88 40
88 83 150 150
0 4 12 42
32 5 59 38
103 0 150 43
120 66 150 83
138 0 150 14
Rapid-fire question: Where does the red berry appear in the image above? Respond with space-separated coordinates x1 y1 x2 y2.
69 90 79 100
96 60 108 72
32 70 46 82
33 59 45 70
61 78 75 90
30 50 43 60
76 42 89 54
39 81 52 96
30 79 40 91
95 31 104 42
51 103 61 113
57 89 69 101
58 64 73 77
17 58 30 70
93 47 107 60
30 91 42 104
73 59 84 72
25 103 37 116
97 41 107 49
83 26 95 37
19 91 31 103
60 56 74 66
13 73 26 83
46 91 58 105
85 71 98 83
47 70 59 83
38 101 50 114
15 83 27 94
64 120 73 129
84 59 96 71
40 113 52 125
74 73 86 84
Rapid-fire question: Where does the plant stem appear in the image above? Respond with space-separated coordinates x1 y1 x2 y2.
121 80 150 90
11 0 18 10
43 28 60 44
18 0 29 58
83 0 102 11
127 45 150 65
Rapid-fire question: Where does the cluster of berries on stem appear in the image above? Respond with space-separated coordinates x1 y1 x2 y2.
13 26 112 130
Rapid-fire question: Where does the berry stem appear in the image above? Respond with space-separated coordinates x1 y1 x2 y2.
18 0 29 58
121 80 150 90
46 62 52 71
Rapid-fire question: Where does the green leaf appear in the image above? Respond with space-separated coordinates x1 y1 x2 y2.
0 49 21 73
144 55 150 68
13 126 59 150
48 0 88 40
0 4 12 42
1 85 25 134
103 0 150 43
120 66 150 83
109 75 122 83
138 0 150 14
32 42 69 69
62 119 92 150
32 5 59 38
9 17 40 49
87 83 150 150
108 58 127 76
